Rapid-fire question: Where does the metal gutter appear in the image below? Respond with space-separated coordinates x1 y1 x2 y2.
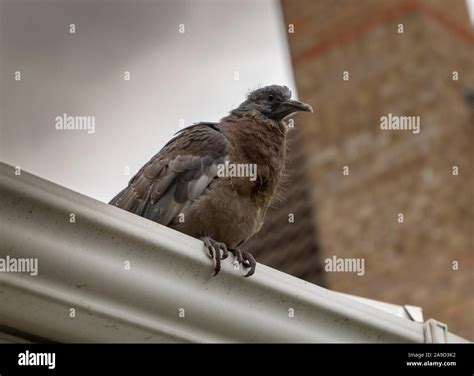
338 294 424 323
0 162 468 343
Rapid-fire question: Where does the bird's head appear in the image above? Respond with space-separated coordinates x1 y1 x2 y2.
232 85 313 122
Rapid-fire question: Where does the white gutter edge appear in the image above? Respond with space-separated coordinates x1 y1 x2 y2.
338 293 424 323
0 162 468 343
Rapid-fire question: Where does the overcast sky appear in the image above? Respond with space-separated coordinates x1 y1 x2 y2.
0 0 295 202
467 0 474 23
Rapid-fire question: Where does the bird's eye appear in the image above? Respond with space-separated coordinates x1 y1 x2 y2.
268 94 275 102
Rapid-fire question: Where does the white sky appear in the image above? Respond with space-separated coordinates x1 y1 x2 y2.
467 0 474 23
0 0 295 202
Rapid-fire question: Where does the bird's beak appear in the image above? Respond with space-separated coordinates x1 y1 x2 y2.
270 99 314 121
283 99 313 113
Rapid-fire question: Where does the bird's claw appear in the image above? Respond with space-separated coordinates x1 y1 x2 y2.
201 237 228 276
200 237 256 277
229 247 256 277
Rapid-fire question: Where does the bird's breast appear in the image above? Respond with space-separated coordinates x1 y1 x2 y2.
170 178 267 246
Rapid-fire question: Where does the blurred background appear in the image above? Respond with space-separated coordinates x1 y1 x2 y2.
0 0 472 340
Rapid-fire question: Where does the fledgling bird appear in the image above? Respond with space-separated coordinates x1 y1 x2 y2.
110 85 313 276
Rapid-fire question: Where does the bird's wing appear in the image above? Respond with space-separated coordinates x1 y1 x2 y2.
110 122 228 225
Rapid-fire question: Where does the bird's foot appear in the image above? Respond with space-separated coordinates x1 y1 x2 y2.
201 236 228 276
200 237 256 277
228 247 256 277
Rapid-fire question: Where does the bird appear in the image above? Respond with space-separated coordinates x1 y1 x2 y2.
109 85 313 277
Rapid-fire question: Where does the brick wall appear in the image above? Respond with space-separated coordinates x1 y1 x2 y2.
282 0 473 339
